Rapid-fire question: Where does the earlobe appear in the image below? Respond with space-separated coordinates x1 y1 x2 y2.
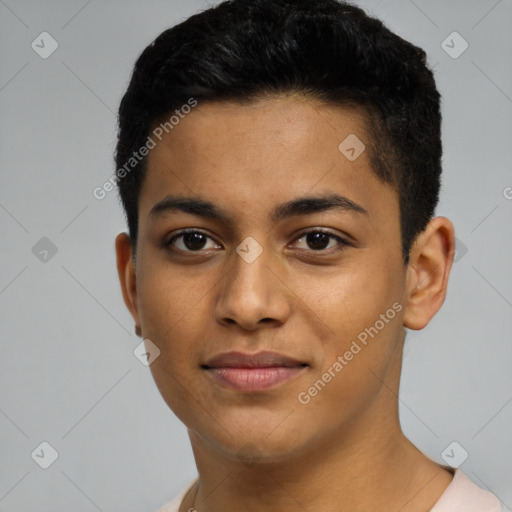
402 217 455 330
115 233 142 335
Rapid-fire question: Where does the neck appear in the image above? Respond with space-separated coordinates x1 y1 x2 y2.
184 414 452 511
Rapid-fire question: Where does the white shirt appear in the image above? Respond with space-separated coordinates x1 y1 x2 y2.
156 469 505 511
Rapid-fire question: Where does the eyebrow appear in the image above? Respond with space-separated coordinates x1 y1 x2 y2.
149 193 368 224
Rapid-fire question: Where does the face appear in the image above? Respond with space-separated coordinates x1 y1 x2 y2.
121 96 412 463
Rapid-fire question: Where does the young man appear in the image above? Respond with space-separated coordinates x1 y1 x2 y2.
114 0 503 510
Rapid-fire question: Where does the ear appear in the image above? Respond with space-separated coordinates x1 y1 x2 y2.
115 233 141 336
403 217 456 330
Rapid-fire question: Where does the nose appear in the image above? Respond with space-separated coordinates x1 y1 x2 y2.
214 245 291 331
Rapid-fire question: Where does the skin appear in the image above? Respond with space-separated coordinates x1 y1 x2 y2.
116 95 456 512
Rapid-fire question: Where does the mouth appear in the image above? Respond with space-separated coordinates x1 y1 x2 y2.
202 351 309 392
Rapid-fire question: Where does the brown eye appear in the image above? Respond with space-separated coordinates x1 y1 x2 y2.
305 232 330 250
167 231 220 252
182 232 208 250
293 229 348 252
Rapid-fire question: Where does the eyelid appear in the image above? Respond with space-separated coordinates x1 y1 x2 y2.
165 228 222 251
290 228 350 252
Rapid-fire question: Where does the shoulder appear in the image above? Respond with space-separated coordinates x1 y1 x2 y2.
158 472 505 512
430 469 504 512
156 478 198 512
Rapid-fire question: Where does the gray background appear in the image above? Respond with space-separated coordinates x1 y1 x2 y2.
1 0 511 510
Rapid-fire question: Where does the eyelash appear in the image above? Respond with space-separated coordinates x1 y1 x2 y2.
165 228 350 255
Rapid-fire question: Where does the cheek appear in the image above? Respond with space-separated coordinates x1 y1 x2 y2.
139 273 210 425
295 310 404 431
293 260 404 387
292 259 402 337
136 260 211 338
135 267 210 388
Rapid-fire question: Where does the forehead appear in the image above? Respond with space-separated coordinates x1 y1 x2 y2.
147 95 368 171
139 95 397 225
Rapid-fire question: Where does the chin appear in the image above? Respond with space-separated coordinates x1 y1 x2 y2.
190 412 314 464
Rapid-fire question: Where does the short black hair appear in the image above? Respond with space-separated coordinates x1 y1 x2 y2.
115 0 442 263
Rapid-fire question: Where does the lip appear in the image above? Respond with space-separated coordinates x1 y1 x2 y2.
202 351 308 392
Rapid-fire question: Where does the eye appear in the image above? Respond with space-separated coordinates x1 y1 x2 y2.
165 228 349 254
166 230 221 252
292 229 349 252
